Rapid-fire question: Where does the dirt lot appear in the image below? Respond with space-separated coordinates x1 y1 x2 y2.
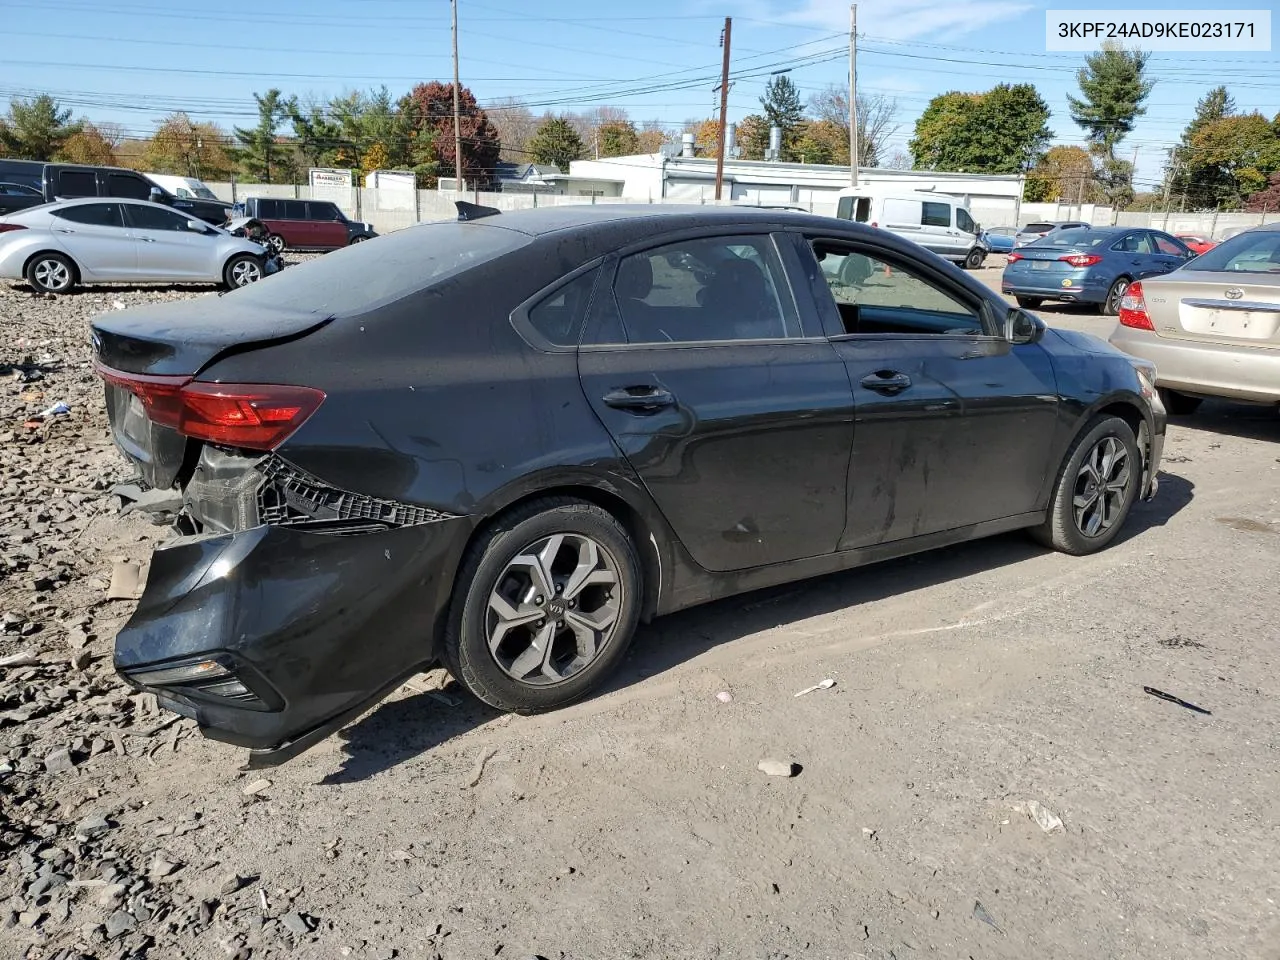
3 262 1280 960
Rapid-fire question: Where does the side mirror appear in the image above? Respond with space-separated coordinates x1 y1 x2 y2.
1006 307 1045 345
186 219 207 232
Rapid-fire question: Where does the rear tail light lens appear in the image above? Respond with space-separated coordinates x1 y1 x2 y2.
0 223 27 233
1007 252 1023 262
1118 281 1155 330
95 364 324 450
1060 253 1103 267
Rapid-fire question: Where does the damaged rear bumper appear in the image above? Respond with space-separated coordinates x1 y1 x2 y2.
114 517 471 765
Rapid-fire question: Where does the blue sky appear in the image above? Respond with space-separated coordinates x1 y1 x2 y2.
2 0 1276 189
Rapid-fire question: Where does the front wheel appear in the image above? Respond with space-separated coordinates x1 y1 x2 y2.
443 498 642 713
265 234 285 256
1015 296 1042 309
1103 277 1130 316
222 254 264 289
964 247 986 270
1159 388 1202 416
26 252 77 294
1030 415 1141 555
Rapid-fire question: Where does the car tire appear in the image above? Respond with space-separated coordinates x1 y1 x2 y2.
1103 277 1131 316
349 235 368 245
964 247 985 270
443 497 642 713
1030 415 1141 555
265 234 285 255
1159 388 1202 416
1015 296 1042 309
222 254 264 289
25 252 77 294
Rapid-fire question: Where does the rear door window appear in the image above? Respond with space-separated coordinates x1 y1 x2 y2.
1152 234 1190 257
882 198 919 225
56 170 96 197
307 202 341 220
106 173 152 200
255 199 279 218
124 204 193 231
54 203 124 228
921 202 951 228
1112 232 1154 254
282 200 307 220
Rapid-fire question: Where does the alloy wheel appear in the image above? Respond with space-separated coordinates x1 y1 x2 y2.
230 259 262 287
486 533 621 685
34 258 70 291
267 235 285 255
1072 435 1131 537
1106 279 1129 314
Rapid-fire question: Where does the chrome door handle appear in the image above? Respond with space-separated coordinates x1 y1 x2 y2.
138 237 156 242
55 228 75 234
602 387 675 412
859 371 912 395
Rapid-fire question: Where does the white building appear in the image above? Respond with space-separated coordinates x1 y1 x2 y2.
563 154 1029 226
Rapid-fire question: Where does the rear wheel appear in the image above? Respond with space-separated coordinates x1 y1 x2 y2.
222 254 264 289
1159 388 1202 416
26 252 76 294
349 235 369 245
443 498 642 712
1015 296 1042 309
1031 415 1141 555
964 247 986 270
1103 277 1130 316
265 234 285 255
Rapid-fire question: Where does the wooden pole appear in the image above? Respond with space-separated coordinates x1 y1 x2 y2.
451 0 464 194
849 4 858 186
713 18 732 201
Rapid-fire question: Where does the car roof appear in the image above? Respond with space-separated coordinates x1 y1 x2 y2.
435 203 839 238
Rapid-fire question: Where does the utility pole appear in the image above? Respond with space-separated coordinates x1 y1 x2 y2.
713 17 732 201
848 3 858 186
451 0 464 194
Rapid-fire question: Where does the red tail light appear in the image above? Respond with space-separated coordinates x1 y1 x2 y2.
0 223 27 233
870 221 878 228
95 364 324 450
1059 253 1103 268
1007 252 1023 262
1117 281 1154 331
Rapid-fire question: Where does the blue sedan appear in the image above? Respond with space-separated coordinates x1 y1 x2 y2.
1001 226 1197 315
982 227 1016 254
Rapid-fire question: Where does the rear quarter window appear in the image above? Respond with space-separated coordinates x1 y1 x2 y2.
56 170 96 197
518 267 599 348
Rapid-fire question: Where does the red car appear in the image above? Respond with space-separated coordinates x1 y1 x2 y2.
231 197 377 253
1175 234 1217 256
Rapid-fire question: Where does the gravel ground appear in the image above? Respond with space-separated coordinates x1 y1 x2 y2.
2 263 1280 960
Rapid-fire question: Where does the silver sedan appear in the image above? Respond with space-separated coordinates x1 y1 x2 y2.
0 198 278 294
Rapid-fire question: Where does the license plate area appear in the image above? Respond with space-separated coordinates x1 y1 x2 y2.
1182 307 1280 341
1031 260 1051 271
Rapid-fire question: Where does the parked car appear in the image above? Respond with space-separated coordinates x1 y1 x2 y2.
91 203 1165 765
982 226 1016 254
1174 234 1216 255
0 198 280 293
1109 223 1280 413
1014 220 1091 248
1002 226 1196 314
0 180 44 216
834 189 987 269
0 160 233 225
231 197 376 252
143 172 223 202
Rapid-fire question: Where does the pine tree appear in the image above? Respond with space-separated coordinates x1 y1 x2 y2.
1066 43 1154 162
526 116 585 171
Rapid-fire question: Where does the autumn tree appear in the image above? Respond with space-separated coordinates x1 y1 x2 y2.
1024 145 1099 203
808 86 900 167
1169 86 1237 208
597 120 640 157
1245 172 1280 212
0 95 81 161
58 124 118 166
527 116 584 170
734 115 770 161
1182 113 1280 208
145 113 233 179
684 118 720 158
636 120 669 154
402 81 500 185
792 120 846 165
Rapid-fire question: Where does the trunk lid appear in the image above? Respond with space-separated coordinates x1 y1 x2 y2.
92 296 332 489
1141 271 1280 348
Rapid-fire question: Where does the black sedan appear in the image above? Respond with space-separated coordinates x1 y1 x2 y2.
91 203 1166 765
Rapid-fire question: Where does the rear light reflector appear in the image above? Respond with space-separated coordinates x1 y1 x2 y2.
1059 253 1103 267
1118 281 1155 330
0 223 27 233
95 363 324 450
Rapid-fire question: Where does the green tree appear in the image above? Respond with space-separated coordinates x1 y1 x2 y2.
760 75 804 158
1183 113 1280 209
1169 86 1237 208
1067 43 1154 162
0 95 81 161
526 116 584 170
791 120 844 165
598 120 640 157
734 114 770 161
233 89 293 182
1023 145 1099 203
910 84 1051 173
289 102 346 169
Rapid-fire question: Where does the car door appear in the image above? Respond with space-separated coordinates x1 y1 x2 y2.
307 202 348 249
1111 230 1162 279
576 232 855 573
791 234 1060 547
122 203 216 280
1150 231 1194 276
280 199 311 248
47 203 136 279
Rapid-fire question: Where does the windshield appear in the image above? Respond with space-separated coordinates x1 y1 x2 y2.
1033 228 1112 248
192 186 218 200
1187 229 1280 274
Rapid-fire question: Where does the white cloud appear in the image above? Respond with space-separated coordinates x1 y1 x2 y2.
768 0 1034 42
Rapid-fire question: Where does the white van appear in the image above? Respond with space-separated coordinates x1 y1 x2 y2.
142 173 222 202
834 189 986 269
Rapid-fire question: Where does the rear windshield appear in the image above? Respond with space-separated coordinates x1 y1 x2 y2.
1188 230 1280 274
1022 222 1054 232
223 220 532 314
1034 228 1111 248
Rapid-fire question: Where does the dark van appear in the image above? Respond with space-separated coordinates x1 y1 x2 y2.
0 160 232 224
